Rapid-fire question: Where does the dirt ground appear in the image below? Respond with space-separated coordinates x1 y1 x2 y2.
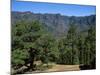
25 65 80 74
45 65 80 72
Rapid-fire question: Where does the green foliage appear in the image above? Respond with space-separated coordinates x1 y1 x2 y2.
12 21 44 69
36 34 60 63
84 26 96 65
12 49 29 66
78 26 96 65
58 24 79 65
57 24 96 66
12 20 96 74
12 20 60 71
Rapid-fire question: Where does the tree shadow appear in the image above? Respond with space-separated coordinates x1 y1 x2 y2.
79 58 96 70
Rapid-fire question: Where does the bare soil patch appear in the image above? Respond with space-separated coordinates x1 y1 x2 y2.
46 65 80 72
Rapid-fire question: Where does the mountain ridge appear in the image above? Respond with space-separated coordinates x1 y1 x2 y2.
11 11 96 37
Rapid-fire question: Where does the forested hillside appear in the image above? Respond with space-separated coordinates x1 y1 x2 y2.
12 11 96 37
11 11 96 74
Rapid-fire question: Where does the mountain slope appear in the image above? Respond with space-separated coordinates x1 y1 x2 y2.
11 11 96 37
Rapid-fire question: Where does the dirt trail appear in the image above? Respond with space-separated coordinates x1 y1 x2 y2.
27 65 80 73
46 65 80 72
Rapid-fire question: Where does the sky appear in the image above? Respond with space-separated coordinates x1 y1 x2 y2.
12 0 96 16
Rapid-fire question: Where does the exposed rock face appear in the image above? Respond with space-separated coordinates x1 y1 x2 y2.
12 11 96 37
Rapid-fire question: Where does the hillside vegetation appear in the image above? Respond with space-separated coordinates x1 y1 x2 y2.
11 12 96 74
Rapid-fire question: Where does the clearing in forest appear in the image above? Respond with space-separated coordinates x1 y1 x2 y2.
46 65 80 72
